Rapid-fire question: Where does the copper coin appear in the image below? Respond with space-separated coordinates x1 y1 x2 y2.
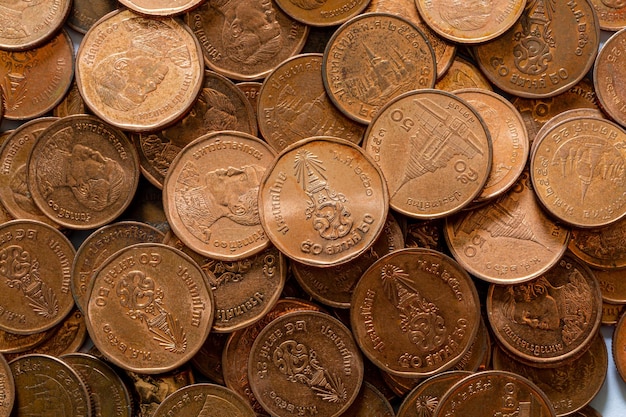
258 53 365 152
27 115 140 230
186 0 309 81
396 370 471 417
449 316 491 372
350 248 481 377
381 370 421 398
322 12 437 124
248 310 363 417
120 0 204 16
473 0 600 98
341 381 395 417
602 301 626 325
613 308 626 382
569 217 626 270
405 219 446 252
530 117 626 228
0 0 71 51
434 56 493 92
154 383 255 417
531 108 606 156
445 171 571 284
589 0 626 30
274 0 370 26
258 136 388 267
0 220 75 335
572 405 603 417
85 243 214 373
164 130 276 261
594 268 626 304
190 331 228 384
433 370 556 417
53 81 88 118
120 177 170 234
0 30 74 120
67 0 119 34
487 253 603 366
0 354 13 417
415 0 525 44
0 328 53 355
363 89 492 219
237 81 263 127
594 27 626 128
76 9 205 132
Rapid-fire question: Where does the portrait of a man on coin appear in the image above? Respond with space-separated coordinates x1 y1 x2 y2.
0 0 46 39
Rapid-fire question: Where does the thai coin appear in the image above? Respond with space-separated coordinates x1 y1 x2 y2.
67 0 119 34
85 243 214 373
237 81 263 128
449 317 491 372
0 354 13 417
405 219 446 252
363 89 492 219
531 108 606 156
444 171 570 284
248 310 363 417
322 12 436 124
0 220 75 335
350 248 481 377
602 301 626 325
76 9 204 132
119 177 170 234
435 56 492 92
258 136 388 266
119 0 204 16
0 0 70 51
275 0 369 26
473 0 600 98
258 53 365 152
163 131 275 261
593 267 626 304
153 383 255 417
530 117 626 228
341 382 394 417
572 405 603 417
487 253 603 366
0 328 53 355
53 81 88 118
415 0 525 44
589 0 626 30
594 27 626 128
568 217 626 270
27 115 140 230
190 332 228 384
613 308 626 382
396 371 471 417
186 0 309 81
0 30 74 120
381 371 421 398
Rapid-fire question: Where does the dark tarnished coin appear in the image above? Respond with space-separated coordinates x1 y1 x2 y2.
86 243 214 373
120 177 170 234
274 0 370 26
569 217 626 270
487 253 603 366
153 383 255 417
473 0 600 98
589 0 626 31
53 81 88 118
27 115 140 230
190 332 228 384
572 405 603 417
381 370 421 398
322 12 436 124
602 301 626 325
248 310 363 417
396 371 471 417
67 0 119 34
120 0 204 16
186 0 309 81
341 381 394 417
613 308 626 383
0 30 74 120
0 354 13 417
594 267 626 304
0 220 75 335
0 328 52 355
350 248 481 377
435 56 492 92
405 219 446 252
9 354 91 417
76 9 205 132
594 27 626 128
259 136 388 267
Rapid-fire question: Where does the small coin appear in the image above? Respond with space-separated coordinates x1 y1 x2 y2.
119 0 204 16
531 108 606 156
594 27 626 128
322 12 436 124
274 0 370 26
248 310 363 417
67 0 119 34
396 370 471 417
404 219 446 252
76 9 205 131
589 0 626 31
153 383 255 417
341 381 395 417
86 243 214 373
0 354 13 417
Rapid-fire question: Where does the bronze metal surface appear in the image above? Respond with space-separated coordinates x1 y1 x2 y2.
153 383 255 417
67 0 118 34
569 217 626 270
275 0 370 26
589 0 626 30
434 56 493 92
119 0 204 16
341 381 395 417
594 27 626 128
396 371 471 417
0 354 13 417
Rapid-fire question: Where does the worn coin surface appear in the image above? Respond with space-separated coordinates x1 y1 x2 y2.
602 301 626 325
341 381 395 417
434 56 492 92
613 308 626 383
120 0 204 16
593 267 626 304
396 371 471 417
0 354 13 417
53 82 88 118
67 0 119 34
0 328 52 355
594 27 626 128
153 383 255 417
589 0 626 31
275 0 369 26
568 217 626 270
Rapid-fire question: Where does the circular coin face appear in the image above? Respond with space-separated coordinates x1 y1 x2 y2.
568 216 626 270
85 243 214 373
274 0 370 26
594 27 626 128
396 371 471 417
248 310 363 417
258 136 388 267
153 383 255 417
119 0 204 16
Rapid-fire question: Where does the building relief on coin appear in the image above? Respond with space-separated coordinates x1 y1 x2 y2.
0 0 46 39
513 0 556 75
439 0 492 31
117 269 187 354
0 245 59 319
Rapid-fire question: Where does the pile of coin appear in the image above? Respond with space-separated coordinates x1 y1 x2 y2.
0 0 624 416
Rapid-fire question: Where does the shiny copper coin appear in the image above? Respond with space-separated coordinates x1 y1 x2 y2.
259 136 388 266
86 243 214 373
186 0 309 81
530 117 626 228
589 0 626 30
594 27 626 128
0 220 75 335
164 131 275 261
594 267 626 304
154 383 255 417
531 108 606 156
435 56 492 92
0 354 12 417
258 53 365 152
363 89 492 219
445 171 571 284
120 0 204 16
415 0 525 44
67 0 119 34
0 0 71 51
322 12 436 124
396 371 471 417
76 9 205 131
0 30 74 120
487 253 603 366
433 370 556 417
473 1 600 98
275 0 370 26
53 81 88 118
27 115 140 230
248 310 363 417
613 308 626 382
350 248 481 377
341 381 395 417
602 301 626 325
569 217 626 270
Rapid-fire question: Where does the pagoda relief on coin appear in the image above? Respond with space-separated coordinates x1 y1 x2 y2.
76 9 205 131
322 12 437 124
164 131 276 261
248 310 364 417
363 89 492 219
274 0 370 26
86 243 214 373
350 248 481 377
258 136 388 267
473 0 600 98
530 116 626 228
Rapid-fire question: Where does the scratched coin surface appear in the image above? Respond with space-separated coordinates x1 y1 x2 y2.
153 383 255 417
258 136 388 267
322 12 437 124
248 310 363 417
76 9 205 131
164 131 276 261
350 248 481 377
274 0 370 26
0 0 71 50
85 243 214 373
363 89 492 219
594 27 626 129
